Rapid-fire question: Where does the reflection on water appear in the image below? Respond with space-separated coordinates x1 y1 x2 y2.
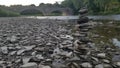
113 38 120 47
26 14 120 20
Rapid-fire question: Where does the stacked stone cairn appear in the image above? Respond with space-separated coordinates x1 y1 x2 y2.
74 8 93 54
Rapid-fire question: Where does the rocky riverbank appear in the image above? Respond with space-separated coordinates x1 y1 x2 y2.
0 17 120 68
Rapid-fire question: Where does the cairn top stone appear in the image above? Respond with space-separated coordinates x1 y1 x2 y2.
79 8 88 15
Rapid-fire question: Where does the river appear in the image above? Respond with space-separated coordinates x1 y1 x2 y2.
26 14 120 20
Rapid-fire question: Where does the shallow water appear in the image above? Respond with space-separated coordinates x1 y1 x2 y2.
25 14 120 20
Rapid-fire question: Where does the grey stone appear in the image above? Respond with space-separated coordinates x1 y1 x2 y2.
21 62 37 68
39 65 51 68
95 64 104 68
1 46 8 54
97 53 106 58
17 49 25 55
81 62 92 68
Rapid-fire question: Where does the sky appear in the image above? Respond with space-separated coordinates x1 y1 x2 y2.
0 0 64 6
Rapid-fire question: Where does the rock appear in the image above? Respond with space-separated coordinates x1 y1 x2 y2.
112 55 120 62
22 57 31 64
17 49 25 55
103 59 110 63
67 62 80 68
21 62 37 68
77 17 89 24
29 57 40 63
39 65 51 68
9 51 17 55
36 54 44 60
79 8 88 14
95 64 112 68
24 45 36 51
81 62 92 68
116 62 120 67
1 46 8 54
60 35 73 40
7 35 18 43
97 53 106 58
91 57 99 62
0 61 5 64
103 64 112 68
52 61 66 68
95 64 104 68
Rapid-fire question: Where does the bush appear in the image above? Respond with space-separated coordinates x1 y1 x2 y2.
0 9 20 17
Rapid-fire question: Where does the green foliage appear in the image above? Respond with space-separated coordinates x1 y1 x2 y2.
0 8 20 17
61 0 120 15
49 11 62 16
20 9 43 16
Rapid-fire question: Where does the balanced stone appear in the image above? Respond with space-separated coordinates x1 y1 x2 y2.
79 8 88 15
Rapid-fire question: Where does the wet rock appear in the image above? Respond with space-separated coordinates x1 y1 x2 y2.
21 62 37 68
81 62 92 68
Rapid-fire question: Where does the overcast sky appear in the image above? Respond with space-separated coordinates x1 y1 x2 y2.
0 0 64 6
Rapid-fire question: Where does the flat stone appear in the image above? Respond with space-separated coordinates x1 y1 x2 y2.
103 59 110 63
95 64 104 68
17 49 25 55
21 62 37 68
39 65 51 68
24 45 36 51
97 53 106 58
9 51 17 55
81 62 92 68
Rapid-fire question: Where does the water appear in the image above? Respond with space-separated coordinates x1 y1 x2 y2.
26 14 120 20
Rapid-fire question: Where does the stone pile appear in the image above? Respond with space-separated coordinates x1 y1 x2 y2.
0 16 120 68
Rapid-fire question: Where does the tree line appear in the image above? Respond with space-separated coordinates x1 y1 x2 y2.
61 0 120 15
0 0 120 16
